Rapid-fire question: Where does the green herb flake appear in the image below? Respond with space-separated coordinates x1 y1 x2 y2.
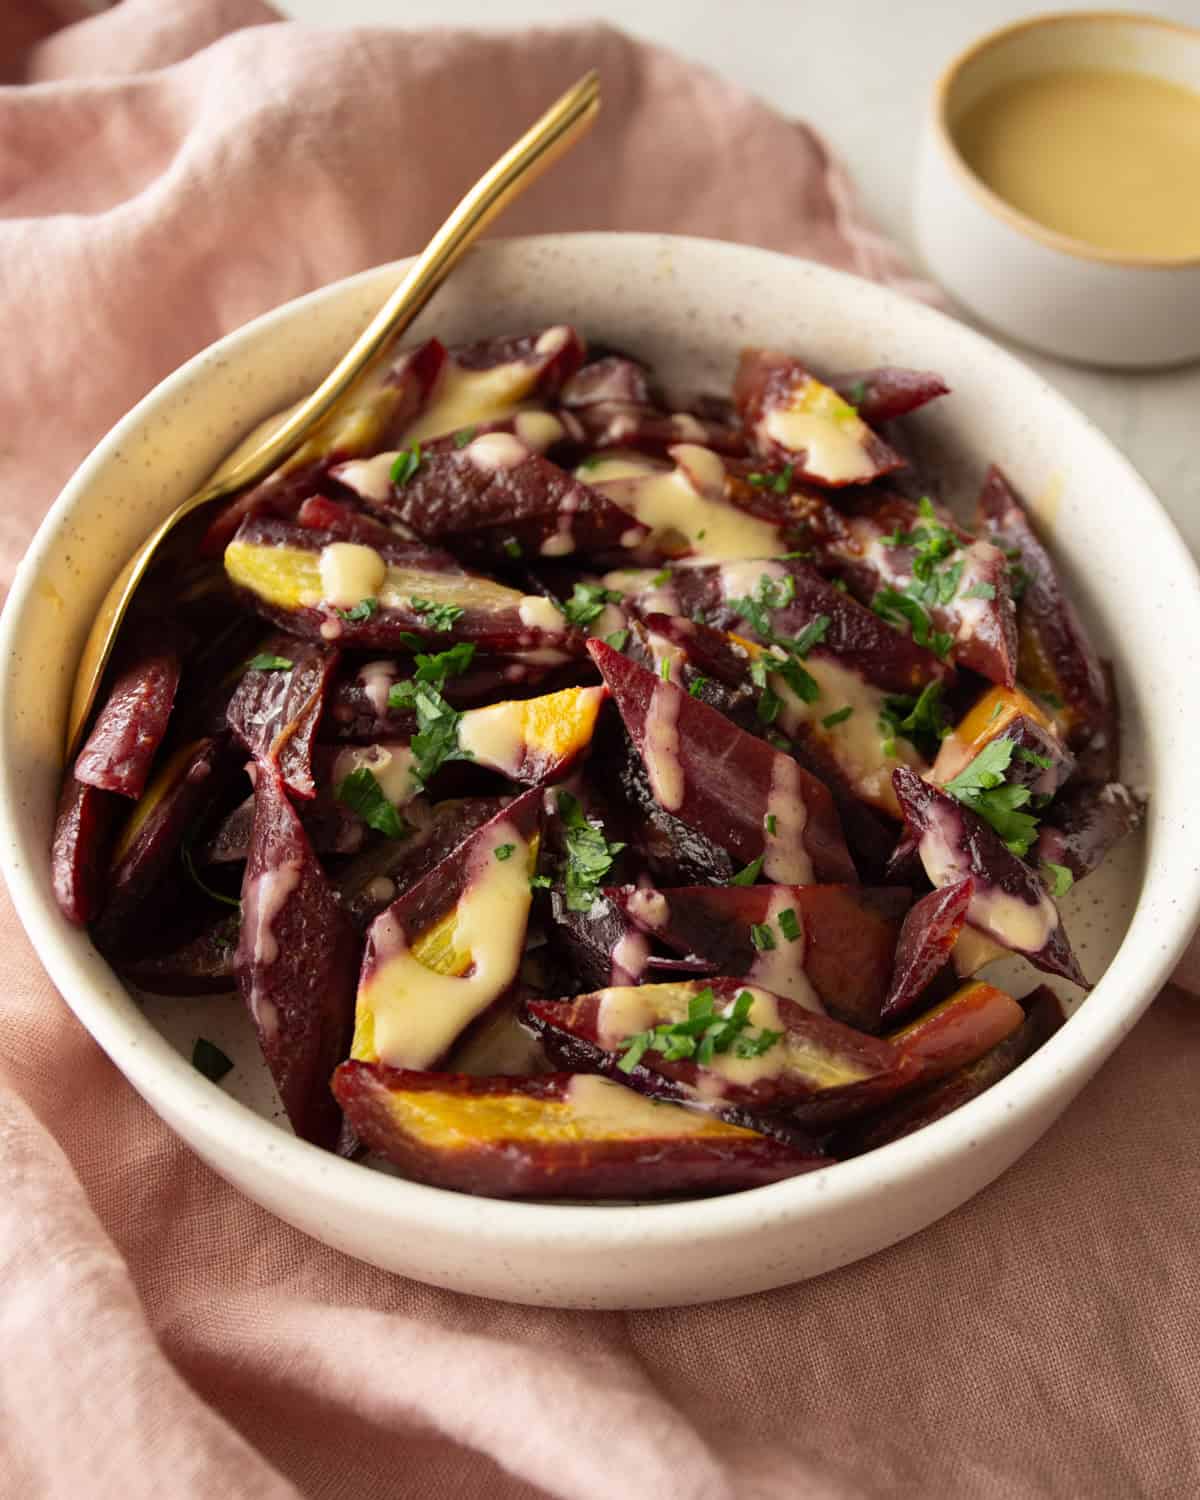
746 464 793 494
557 791 625 914
389 443 422 487
1042 862 1074 898
729 853 765 887
616 985 783 1073
181 839 241 910
530 873 552 890
821 705 854 729
453 427 477 449
962 581 997 601
1017 747 1054 769
494 843 516 862
561 580 624 629
777 907 801 943
387 642 477 710
338 597 379 623
408 682 473 786
750 922 776 952
650 569 672 588
247 653 293 673
847 379 868 409
688 674 710 698
660 658 672 683
502 537 523 559
943 738 1041 856
764 813 778 836
410 598 465 633
578 454 605 471
192 1038 233 1084
605 629 630 651
336 767 409 838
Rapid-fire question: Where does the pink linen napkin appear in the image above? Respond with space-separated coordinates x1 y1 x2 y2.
1 5 1197 1498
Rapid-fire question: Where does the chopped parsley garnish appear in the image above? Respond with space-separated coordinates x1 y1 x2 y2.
1040 690 1065 711
878 680 950 758
746 464 794 494
688 674 710 698
764 812 778 836
247 653 293 672
560 580 623 629
650 569 672 588
453 427 477 449
729 853 765 886
502 537 523 559
962 580 997 601
616 986 784 1073
389 443 422 487
749 656 783 724
750 922 776 952
660 658 672 682
494 843 516 862
387 642 477 709
729 574 827 710
872 499 970 657
605 629 630 651
338 597 378 623
943 738 1040 856
1042 862 1074 898
557 792 625 914
407 682 473 786
578 454 605 471
336 767 409 838
846 379 868 409
821 705 854 729
777 907 801 943
181 838 240 910
192 1038 233 1083
530 873 552 890
728 572 797 637
1017 747 1054 770
410 598 465 632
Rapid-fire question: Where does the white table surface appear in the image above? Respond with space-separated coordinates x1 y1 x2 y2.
279 0 1200 560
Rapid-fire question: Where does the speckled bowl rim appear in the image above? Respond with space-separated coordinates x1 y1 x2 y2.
3 233 1199 1266
934 9 1200 270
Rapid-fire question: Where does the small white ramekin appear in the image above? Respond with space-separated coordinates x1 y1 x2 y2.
914 11 1200 368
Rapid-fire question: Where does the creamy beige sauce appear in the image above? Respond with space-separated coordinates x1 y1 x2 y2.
718 558 785 602
457 701 527 777
565 1074 747 1138
332 742 419 807
467 432 528 471
363 818 532 1067
625 887 669 931
517 595 566 633
761 756 814 884
358 660 396 720
956 68 1200 259
952 925 1007 977
642 682 685 810
400 358 543 446
589 445 781 559
331 451 401 503
772 651 924 815
919 803 1057 955
514 410 565 451
760 381 874 484
746 888 824 1014
610 930 650 984
318 542 387 609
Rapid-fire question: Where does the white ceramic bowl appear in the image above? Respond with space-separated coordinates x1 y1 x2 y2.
914 12 1200 368
3 234 1199 1309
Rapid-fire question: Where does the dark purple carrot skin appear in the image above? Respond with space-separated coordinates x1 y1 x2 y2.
1035 782 1143 883
935 712 1075 800
336 797 509 931
203 778 370 867
831 367 950 424
225 634 339 800
610 883 906 1032
881 878 974 1022
331 1062 825 1199
296 495 407 547
228 515 585 658
888 981 1026 1084
200 338 448 557
631 558 953 694
589 640 858 885
94 737 236 952
122 911 240 995
976 465 1114 776
51 778 119 926
542 889 651 995
73 637 181 799
525 978 918 1128
570 402 748 458
560 355 655 409
891 767 1088 988
837 983 1065 1156
349 439 649 562
236 760 359 1150
732 349 905 485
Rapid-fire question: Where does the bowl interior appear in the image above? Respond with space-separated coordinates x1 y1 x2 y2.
3 234 1199 1299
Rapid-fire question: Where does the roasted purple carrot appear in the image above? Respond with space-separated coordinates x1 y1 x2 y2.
73 635 181 799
